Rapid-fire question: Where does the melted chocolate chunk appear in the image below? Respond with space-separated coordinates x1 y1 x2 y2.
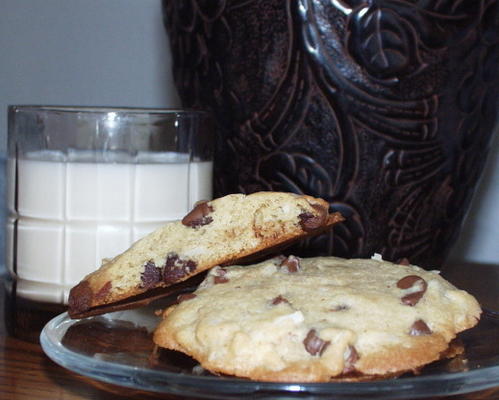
214 275 229 284
213 267 229 284
95 281 112 301
163 253 198 283
397 275 426 289
397 275 428 306
271 295 290 305
140 261 163 289
330 304 350 312
182 201 214 228
68 281 94 317
343 345 360 373
280 255 301 273
303 329 330 356
176 293 197 303
409 319 432 336
398 258 411 266
298 204 327 232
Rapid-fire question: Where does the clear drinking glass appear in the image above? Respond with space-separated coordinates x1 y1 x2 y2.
6 106 214 306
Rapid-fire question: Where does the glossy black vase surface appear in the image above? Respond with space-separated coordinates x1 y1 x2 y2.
164 0 499 267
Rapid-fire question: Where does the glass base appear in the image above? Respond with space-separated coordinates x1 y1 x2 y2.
2 276 66 343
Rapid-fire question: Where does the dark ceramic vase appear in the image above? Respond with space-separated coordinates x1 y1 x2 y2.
163 0 499 267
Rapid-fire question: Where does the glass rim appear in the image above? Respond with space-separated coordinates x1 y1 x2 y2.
8 105 211 117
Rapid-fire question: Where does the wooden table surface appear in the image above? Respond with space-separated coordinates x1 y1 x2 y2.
1 262 498 400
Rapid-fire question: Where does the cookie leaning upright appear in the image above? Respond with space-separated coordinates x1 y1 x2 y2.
68 192 344 318
153 256 481 382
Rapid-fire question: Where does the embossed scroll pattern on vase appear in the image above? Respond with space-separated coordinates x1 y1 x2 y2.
163 0 499 267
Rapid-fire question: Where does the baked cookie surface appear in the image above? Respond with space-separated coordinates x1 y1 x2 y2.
153 256 481 382
68 192 343 318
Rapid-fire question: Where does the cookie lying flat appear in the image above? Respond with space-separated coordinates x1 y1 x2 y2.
153 256 481 382
68 192 343 318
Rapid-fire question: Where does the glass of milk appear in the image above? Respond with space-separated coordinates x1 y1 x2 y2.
6 106 214 305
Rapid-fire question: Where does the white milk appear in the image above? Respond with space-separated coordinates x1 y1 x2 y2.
6 151 213 303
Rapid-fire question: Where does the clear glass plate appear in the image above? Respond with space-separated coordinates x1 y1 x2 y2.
40 304 499 400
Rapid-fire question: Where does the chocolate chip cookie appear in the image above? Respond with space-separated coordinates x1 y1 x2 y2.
68 192 343 318
153 256 481 382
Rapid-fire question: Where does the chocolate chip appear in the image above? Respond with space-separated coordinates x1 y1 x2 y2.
212 267 229 284
176 293 197 303
397 275 428 306
298 212 324 232
95 281 112 301
163 253 197 283
397 275 425 289
140 261 162 289
68 281 94 316
343 345 360 373
280 255 301 273
303 329 330 356
409 319 432 336
271 295 290 305
298 204 327 232
330 304 350 312
275 254 287 263
182 201 214 228
398 258 411 265
214 275 229 284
